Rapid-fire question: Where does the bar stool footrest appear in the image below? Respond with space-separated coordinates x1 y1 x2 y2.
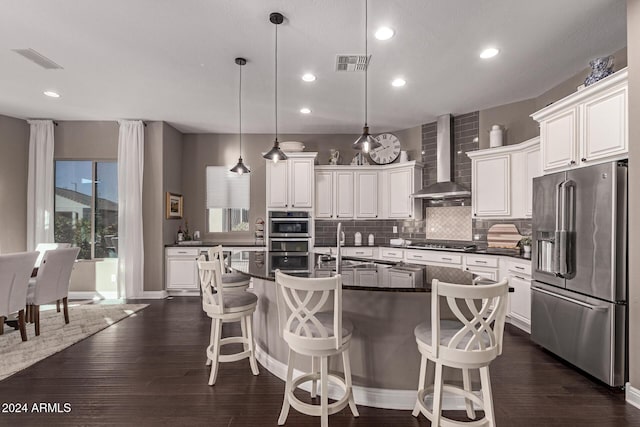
288 372 350 416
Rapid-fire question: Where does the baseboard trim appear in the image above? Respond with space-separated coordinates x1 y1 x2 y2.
133 291 169 300
506 315 531 334
255 344 477 410
68 291 117 300
626 383 640 410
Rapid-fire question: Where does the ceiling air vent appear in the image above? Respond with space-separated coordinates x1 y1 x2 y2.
11 48 63 70
335 54 370 72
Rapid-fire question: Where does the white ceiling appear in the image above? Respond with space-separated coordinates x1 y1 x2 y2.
0 0 626 134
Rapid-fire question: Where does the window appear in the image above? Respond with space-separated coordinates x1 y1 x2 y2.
206 166 250 233
54 160 118 260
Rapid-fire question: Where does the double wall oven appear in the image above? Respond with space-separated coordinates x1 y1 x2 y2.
268 211 312 273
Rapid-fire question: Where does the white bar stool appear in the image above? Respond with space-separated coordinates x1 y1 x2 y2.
208 245 251 291
412 278 509 427
197 255 259 385
275 270 359 427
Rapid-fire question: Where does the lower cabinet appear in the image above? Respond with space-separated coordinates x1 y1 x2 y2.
166 248 200 292
504 259 532 333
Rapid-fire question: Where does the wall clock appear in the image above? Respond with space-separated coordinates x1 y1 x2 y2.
369 133 401 165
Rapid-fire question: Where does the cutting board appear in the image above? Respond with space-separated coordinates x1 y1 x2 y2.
487 224 523 249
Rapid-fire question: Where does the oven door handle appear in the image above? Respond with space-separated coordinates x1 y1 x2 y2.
269 218 310 222
269 238 310 242
269 252 310 256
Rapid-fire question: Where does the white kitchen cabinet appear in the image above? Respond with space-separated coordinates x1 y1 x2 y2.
355 171 378 218
341 269 354 286
467 137 540 219
379 247 404 261
266 152 317 210
355 269 378 287
471 154 511 217
314 162 422 220
388 270 415 288
503 258 532 333
342 247 377 258
532 68 628 174
405 250 461 266
315 171 333 218
165 248 200 292
335 171 354 218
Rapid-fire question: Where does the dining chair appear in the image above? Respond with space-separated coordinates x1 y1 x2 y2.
198 255 259 385
275 270 359 427
34 242 71 268
0 251 39 341
412 278 509 427
26 247 80 336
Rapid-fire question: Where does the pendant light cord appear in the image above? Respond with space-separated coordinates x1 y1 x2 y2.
239 61 242 156
364 0 368 127
274 21 279 142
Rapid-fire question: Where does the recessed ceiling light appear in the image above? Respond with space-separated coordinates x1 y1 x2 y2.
375 27 395 40
300 107 312 114
391 78 406 87
43 90 60 98
479 47 499 59
302 73 316 82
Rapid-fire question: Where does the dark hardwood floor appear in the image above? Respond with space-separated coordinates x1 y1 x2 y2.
0 297 639 426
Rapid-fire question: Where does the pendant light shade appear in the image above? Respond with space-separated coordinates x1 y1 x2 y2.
230 57 250 174
353 0 382 154
263 12 288 163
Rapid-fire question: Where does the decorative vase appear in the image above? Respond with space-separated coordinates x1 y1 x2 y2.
584 56 614 87
523 245 531 255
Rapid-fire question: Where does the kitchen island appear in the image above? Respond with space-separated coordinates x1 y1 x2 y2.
228 250 481 410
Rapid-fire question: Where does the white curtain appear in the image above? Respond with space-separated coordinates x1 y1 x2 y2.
26 120 55 251
117 120 144 299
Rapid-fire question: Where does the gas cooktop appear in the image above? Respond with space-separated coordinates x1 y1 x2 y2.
405 243 477 252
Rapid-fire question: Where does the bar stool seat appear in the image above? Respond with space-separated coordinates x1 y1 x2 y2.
198 255 259 386
412 278 509 427
275 270 358 427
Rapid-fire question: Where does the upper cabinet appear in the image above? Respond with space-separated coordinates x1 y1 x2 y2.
532 68 628 173
315 161 422 220
467 137 541 219
266 152 317 210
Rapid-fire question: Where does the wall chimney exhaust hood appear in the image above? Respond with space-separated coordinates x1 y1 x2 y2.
412 114 471 199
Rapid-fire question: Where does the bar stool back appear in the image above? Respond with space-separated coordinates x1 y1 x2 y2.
275 270 358 427
198 255 259 385
412 278 509 427
208 245 251 291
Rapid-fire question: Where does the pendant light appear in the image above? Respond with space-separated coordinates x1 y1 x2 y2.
230 57 250 174
263 12 288 164
353 0 382 154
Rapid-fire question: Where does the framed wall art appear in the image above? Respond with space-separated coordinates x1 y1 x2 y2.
166 192 183 219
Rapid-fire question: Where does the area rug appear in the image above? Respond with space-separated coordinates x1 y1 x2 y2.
0 302 147 380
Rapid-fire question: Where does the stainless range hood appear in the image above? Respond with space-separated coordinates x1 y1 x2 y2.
412 114 471 199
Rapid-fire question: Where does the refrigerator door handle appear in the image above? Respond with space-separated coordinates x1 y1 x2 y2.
554 180 568 277
532 287 608 311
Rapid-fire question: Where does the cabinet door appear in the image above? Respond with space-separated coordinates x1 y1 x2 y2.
472 154 510 217
289 158 314 208
315 171 334 218
335 171 354 219
341 269 354 286
582 85 628 163
266 161 288 208
465 267 499 281
509 274 531 325
166 258 198 290
355 171 378 218
541 108 578 172
388 271 414 288
387 168 413 218
524 147 541 217
355 270 378 287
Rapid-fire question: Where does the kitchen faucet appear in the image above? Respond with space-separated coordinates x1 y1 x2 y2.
336 222 342 275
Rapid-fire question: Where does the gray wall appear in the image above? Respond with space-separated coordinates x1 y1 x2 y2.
627 0 639 392
162 123 183 246
478 47 628 150
0 115 29 254
181 130 421 244
54 121 118 159
143 122 165 292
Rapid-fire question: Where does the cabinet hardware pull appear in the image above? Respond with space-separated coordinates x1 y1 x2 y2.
581 158 587 162
569 160 576 165
515 266 525 270
514 275 527 281
475 260 487 264
441 257 452 261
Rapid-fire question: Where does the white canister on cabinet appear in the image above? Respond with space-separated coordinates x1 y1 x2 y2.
368 234 374 246
489 125 503 148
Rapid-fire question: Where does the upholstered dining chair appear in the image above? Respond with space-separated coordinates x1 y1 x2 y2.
0 252 39 341
197 255 259 386
34 242 71 268
275 270 359 427
26 247 80 336
412 278 509 427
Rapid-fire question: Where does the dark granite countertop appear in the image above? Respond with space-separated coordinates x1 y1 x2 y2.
165 242 265 248
227 250 483 292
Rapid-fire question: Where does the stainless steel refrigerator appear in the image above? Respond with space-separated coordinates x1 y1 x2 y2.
531 161 627 387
